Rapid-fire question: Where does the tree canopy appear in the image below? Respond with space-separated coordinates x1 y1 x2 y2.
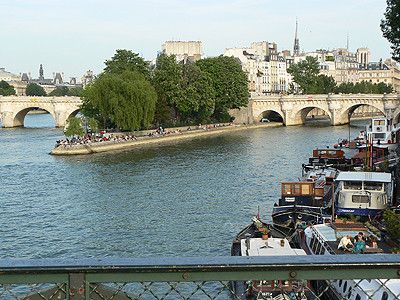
81 70 156 131
64 116 84 137
334 81 393 94
26 83 47 96
152 53 183 124
104 49 151 79
0 80 16 96
381 0 400 62
196 56 248 121
48 86 83 97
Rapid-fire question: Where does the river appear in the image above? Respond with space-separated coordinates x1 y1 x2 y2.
0 114 366 259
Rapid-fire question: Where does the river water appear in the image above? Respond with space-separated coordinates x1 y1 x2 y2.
0 114 366 259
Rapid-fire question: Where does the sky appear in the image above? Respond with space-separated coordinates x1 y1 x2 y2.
0 0 393 81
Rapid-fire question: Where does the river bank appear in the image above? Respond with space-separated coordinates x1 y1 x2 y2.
50 122 281 155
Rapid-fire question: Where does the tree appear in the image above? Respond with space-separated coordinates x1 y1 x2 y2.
383 210 400 241
26 83 46 96
0 80 16 96
67 87 83 96
179 63 215 123
81 70 156 131
287 56 321 94
196 56 248 122
49 86 69 96
152 53 183 124
381 0 400 62
64 117 84 137
104 49 151 79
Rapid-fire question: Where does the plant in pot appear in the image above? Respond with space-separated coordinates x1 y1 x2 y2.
259 227 269 240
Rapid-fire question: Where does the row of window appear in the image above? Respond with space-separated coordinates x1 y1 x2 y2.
337 279 389 300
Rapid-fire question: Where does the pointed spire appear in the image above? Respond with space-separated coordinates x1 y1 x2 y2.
346 33 349 51
293 19 300 56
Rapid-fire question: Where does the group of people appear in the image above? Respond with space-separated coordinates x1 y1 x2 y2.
338 232 378 253
55 122 237 148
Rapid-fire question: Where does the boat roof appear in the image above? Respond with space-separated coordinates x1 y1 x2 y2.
335 171 391 183
240 238 306 257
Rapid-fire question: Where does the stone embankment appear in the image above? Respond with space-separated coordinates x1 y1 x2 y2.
50 123 280 156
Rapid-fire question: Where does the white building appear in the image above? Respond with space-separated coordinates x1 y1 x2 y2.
162 41 203 63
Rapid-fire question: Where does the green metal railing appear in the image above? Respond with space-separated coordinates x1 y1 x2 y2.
0 255 399 299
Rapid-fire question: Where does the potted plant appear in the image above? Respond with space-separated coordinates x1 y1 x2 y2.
259 227 269 240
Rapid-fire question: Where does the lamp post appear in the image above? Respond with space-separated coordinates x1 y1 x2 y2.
348 111 351 144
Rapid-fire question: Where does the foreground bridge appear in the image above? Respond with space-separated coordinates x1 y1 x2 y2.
231 93 400 125
0 96 81 128
0 255 399 299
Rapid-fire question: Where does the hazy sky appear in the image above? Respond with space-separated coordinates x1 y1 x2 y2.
0 0 392 80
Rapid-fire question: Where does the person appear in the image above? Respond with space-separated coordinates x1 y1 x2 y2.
370 236 378 248
338 235 353 251
354 237 366 253
304 223 313 245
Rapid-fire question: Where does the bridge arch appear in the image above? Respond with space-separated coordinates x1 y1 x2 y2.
339 103 385 124
256 109 284 123
13 107 56 127
291 105 332 125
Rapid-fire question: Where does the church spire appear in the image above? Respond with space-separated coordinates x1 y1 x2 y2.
39 64 44 80
293 19 300 56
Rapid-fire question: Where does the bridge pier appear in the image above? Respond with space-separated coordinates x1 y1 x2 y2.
1 111 18 128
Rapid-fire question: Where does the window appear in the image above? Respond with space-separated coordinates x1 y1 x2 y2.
339 280 342 287
343 181 362 190
356 294 361 300
352 195 370 203
343 281 347 293
373 133 386 139
364 182 383 191
374 120 385 126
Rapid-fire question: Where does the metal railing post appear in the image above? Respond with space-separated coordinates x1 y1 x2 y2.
68 273 86 300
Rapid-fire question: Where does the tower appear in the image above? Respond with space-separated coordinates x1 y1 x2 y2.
293 20 300 56
39 64 44 80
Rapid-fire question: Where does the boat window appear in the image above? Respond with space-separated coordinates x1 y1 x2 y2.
301 184 311 195
343 281 347 293
339 280 342 287
352 195 370 203
283 184 292 195
294 184 301 195
343 181 362 190
374 120 385 126
347 287 352 298
373 133 386 139
364 182 383 191
381 291 388 300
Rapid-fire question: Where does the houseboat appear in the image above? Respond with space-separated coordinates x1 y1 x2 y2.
307 148 350 170
297 221 400 300
231 217 308 300
272 167 337 232
357 118 399 150
335 171 393 218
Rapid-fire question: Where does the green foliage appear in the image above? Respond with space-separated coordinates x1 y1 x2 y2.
26 83 47 96
179 63 216 123
88 117 98 133
287 56 321 94
48 86 83 97
152 53 183 124
64 117 84 137
81 70 156 131
67 87 83 96
49 86 69 96
0 80 16 96
196 56 248 121
104 49 151 79
381 0 400 62
334 81 393 94
383 210 400 240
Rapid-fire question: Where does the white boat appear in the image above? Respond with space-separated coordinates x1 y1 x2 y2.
335 171 393 218
299 222 400 300
356 118 399 150
231 218 309 299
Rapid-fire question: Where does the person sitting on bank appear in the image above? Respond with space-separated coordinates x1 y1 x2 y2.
338 235 353 251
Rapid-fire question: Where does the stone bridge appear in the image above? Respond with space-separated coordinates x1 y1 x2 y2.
231 94 400 125
0 96 82 127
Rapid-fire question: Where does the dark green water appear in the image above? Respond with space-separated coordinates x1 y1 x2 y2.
0 114 365 259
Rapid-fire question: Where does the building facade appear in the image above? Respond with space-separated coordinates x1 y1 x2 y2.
162 41 203 63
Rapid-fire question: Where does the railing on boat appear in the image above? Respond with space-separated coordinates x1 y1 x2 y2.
0 255 399 299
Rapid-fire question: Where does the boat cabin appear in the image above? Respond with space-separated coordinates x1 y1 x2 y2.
335 171 392 217
351 145 389 167
365 118 397 145
309 149 348 166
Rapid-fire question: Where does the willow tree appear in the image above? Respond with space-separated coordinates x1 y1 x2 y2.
381 0 400 62
81 70 156 131
65 117 84 137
